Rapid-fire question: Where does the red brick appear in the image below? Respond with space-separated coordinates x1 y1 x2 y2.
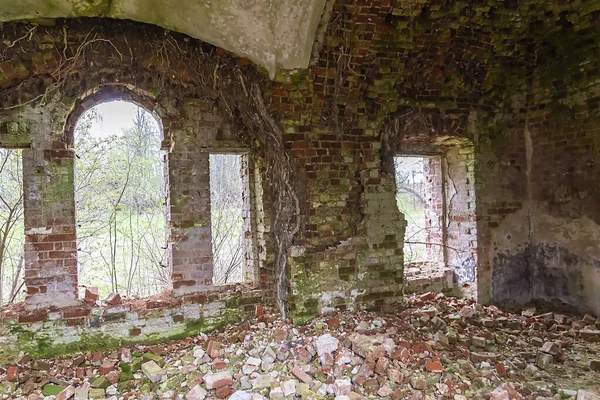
18 310 48 323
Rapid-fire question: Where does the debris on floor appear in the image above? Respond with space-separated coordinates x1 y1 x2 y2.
1 294 599 399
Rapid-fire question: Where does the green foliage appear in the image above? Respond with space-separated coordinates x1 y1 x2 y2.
209 154 245 284
75 103 169 298
0 149 24 304
394 156 427 263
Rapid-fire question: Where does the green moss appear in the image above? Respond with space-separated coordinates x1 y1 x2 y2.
292 313 315 326
5 309 245 364
43 384 66 396
290 71 306 90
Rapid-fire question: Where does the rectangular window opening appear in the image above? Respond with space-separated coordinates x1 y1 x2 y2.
0 149 25 305
394 155 445 275
209 153 252 284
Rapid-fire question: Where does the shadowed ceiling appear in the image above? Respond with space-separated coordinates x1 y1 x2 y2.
0 0 328 77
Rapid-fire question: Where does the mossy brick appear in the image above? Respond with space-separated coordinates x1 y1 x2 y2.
91 375 110 389
43 384 66 396
142 352 164 366
89 388 106 399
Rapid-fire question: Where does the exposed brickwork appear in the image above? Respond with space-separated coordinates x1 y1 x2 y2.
0 285 264 363
0 0 597 359
422 156 444 264
18 104 79 307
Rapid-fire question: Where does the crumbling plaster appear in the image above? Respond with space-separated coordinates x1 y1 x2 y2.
0 0 327 77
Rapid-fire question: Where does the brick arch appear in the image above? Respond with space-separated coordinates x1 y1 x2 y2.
63 84 168 148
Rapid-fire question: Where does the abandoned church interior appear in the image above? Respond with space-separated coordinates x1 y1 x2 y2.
0 0 598 399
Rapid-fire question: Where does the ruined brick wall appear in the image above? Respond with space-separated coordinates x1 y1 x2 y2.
0 102 79 307
422 156 444 265
0 21 275 361
479 2 600 315
0 0 599 362
169 99 260 294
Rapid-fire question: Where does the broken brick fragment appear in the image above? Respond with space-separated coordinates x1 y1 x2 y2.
105 292 122 305
426 360 443 372
84 287 99 304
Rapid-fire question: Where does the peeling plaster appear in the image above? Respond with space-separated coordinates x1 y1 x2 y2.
491 207 600 315
0 0 328 77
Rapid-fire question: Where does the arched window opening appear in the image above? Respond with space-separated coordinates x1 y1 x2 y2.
74 101 169 299
0 149 24 304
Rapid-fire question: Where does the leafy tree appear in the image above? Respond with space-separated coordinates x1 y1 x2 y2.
394 157 428 263
210 154 245 284
0 149 24 304
75 103 168 298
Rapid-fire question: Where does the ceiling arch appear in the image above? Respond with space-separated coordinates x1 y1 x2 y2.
0 0 328 77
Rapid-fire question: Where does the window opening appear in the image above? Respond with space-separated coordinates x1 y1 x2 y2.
209 153 247 284
394 156 445 271
75 101 169 298
0 149 24 304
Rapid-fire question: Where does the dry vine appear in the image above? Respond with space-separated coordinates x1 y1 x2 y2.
0 20 304 318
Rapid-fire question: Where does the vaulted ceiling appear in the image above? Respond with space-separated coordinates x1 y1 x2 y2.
0 0 328 77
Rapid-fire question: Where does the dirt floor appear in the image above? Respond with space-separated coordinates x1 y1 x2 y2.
1 293 599 399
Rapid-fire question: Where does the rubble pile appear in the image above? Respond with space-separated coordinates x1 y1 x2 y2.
1 294 599 399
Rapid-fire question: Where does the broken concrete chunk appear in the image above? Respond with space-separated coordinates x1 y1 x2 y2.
228 392 252 400
315 334 339 356
252 374 272 390
334 378 352 396
459 305 477 318
280 379 296 397
74 387 89 400
88 388 106 399
577 390 600 400
540 341 559 355
535 351 553 370
472 336 486 348
141 360 164 383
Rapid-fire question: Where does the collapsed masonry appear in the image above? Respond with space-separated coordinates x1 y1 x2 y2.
0 0 598 364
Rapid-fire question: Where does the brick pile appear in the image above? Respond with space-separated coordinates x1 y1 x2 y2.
1 294 599 399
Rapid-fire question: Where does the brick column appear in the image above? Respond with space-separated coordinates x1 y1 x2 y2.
23 125 78 307
169 132 213 295
423 156 445 264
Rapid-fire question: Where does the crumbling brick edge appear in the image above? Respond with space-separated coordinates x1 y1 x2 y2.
0 284 268 365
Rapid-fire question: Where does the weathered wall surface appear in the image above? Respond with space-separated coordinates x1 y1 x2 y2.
481 2 600 316
0 287 263 363
0 0 599 362
0 20 278 361
0 0 328 76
